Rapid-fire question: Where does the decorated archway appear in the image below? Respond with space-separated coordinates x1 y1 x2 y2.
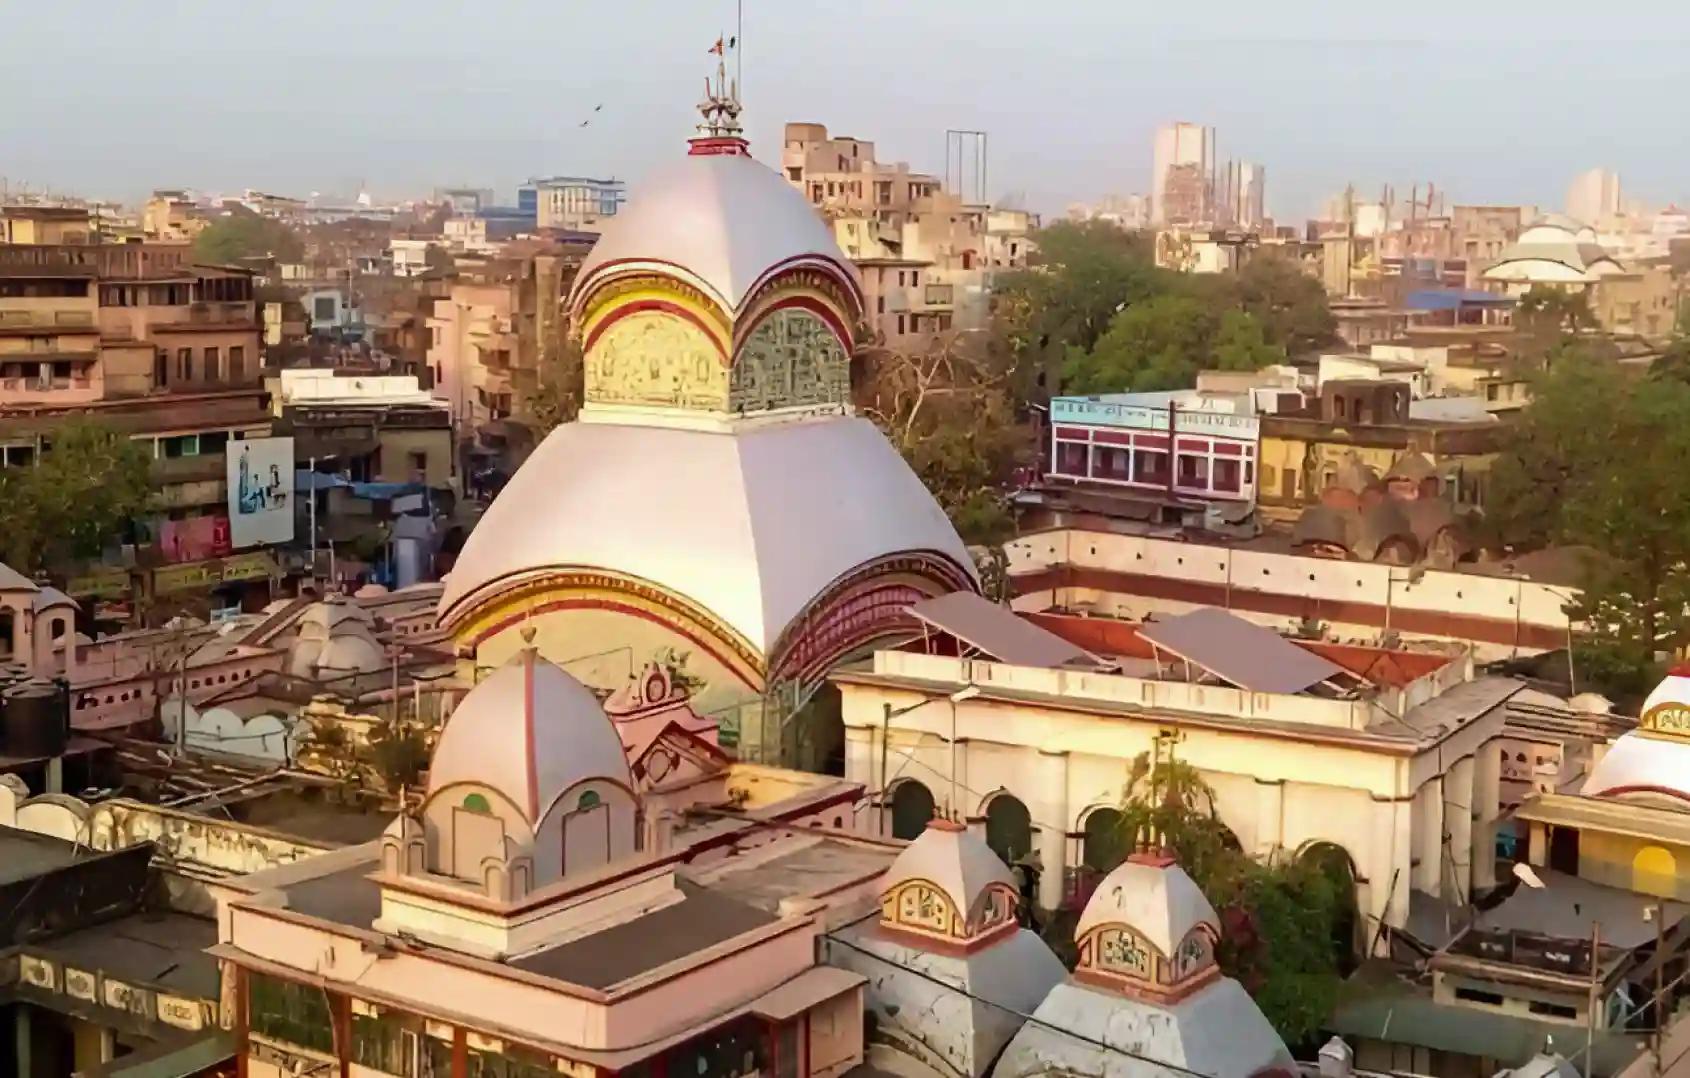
1296 840 1361 971
1080 806 1128 873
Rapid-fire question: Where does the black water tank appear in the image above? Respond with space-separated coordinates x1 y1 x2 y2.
2 678 68 759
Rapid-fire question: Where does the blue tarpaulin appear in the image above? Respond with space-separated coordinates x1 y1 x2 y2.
1404 288 1515 312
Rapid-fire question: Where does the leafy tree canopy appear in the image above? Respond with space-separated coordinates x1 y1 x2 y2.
1093 749 1349 1047
1062 297 1286 394
0 419 154 575
994 221 1334 401
194 212 304 264
1490 352 1690 695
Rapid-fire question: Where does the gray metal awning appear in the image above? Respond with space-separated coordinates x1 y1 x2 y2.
1137 607 1348 694
908 592 1102 669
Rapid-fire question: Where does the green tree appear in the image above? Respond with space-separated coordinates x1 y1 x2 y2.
993 221 1168 400
857 335 1029 547
1103 748 1347 1046
1490 355 1690 694
194 212 304 264
1061 296 1285 394
0 420 154 574
1219 254 1338 355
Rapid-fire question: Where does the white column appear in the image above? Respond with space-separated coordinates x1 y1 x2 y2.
1254 779 1285 858
1445 756 1475 904
1035 750 1070 911
1472 740 1502 891
1414 776 1444 895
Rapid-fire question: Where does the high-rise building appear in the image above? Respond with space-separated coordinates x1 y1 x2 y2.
1566 168 1622 226
1151 122 1214 225
1219 160 1266 229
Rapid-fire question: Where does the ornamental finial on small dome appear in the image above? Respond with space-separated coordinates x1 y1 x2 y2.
690 36 748 157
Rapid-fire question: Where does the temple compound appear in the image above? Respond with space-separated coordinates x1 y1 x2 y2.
437 70 975 764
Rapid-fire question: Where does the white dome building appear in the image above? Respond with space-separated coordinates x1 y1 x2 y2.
827 817 1067 1078
388 639 638 902
1481 213 1625 294
995 852 1294 1078
438 81 974 757
1582 664 1690 806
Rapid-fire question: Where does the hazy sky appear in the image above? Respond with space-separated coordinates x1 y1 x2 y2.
4 1 1689 222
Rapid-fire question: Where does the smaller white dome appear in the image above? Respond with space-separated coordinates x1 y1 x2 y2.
882 816 1014 921
427 648 632 825
1582 667 1690 801
1075 854 1218 959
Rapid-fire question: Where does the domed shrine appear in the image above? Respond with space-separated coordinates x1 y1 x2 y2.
438 68 975 760
828 816 1067 1078
1583 664 1690 805
995 849 1293 1078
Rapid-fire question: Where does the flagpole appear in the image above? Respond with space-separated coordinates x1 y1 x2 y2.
736 0 742 95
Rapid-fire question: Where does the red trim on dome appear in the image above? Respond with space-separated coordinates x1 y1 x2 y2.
1665 664 1690 678
1587 783 1690 804
733 295 855 359
572 258 735 317
469 597 761 690
583 299 731 363
740 254 865 319
688 136 751 157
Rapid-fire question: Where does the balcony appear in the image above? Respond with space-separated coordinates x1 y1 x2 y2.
0 307 97 332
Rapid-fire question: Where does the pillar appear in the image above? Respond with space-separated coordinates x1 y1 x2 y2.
45 757 62 795
14 1004 30 1078
1445 756 1474 904
1253 779 1285 858
844 726 875 794
1472 740 1502 891
1414 776 1444 895
1035 750 1069 912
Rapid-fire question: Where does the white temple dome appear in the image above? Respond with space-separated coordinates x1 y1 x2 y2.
882 816 1015 922
570 153 860 315
439 415 974 655
1583 666 1690 803
1074 854 1219 958
427 649 633 825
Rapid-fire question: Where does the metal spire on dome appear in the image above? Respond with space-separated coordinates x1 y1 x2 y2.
689 36 748 157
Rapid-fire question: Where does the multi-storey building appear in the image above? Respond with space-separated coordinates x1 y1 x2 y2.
781 122 1036 352
1151 122 1214 226
0 239 274 618
522 175 626 231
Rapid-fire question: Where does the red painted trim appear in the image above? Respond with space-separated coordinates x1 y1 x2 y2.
1053 426 1090 441
1212 442 1244 456
734 294 854 357
1133 434 1169 449
741 254 865 318
688 136 751 157
1588 784 1690 803
1092 430 1133 446
470 596 760 690
572 257 735 314
584 298 729 362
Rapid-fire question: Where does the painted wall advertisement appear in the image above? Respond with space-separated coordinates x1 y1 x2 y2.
226 436 296 548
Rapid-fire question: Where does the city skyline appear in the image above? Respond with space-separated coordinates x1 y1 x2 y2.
4 1 1690 221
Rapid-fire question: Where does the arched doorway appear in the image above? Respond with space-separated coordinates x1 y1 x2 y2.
889 780 935 840
1081 807 1128 873
984 793 1033 866
1297 841 1360 973
1634 845 1677 898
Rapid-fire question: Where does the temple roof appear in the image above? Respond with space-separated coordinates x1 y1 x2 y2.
570 152 861 316
882 817 1013 918
425 647 632 825
439 415 975 655
1074 855 1219 958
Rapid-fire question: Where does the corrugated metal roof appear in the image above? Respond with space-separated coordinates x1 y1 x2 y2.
909 592 1100 669
1137 607 1347 694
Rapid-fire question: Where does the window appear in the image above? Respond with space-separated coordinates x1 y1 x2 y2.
313 296 337 322
897 315 906 335
462 793 491 813
409 450 428 474
154 349 169 387
1133 450 1167 484
876 296 885 314
1091 445 1129 481
1528 1000 1579 1020
200 430 229 455
1177 454 1209 486
248 972 334 1054
177 347 193 382
1454 986 1505 1007
1055 440 1088 477
1213 457 1242 493
205 346 220 381
577 790 601 811
229 345 245 381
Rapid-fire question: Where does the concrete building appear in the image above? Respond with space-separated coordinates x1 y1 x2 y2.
1566 168 1623 228
1218 160 1266 230
523 175 626 231
835 599 1512 944
1452 205 1535 288
389 237 437 277
1151 122 1214 226
0 205 95 246
781 122 1036 352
